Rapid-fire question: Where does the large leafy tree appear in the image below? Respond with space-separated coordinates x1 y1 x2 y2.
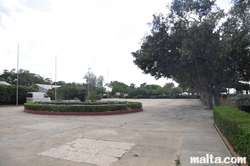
132 0 250 108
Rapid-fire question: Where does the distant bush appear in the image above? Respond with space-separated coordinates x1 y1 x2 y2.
124 95 199 99
0 84 38 104
88 94 102 101
24 102 142 112
213 106 250 164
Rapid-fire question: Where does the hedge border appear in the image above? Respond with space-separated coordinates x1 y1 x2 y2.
23 102 143 116
214 124 248 166
213 106 250 165
24 108 143 115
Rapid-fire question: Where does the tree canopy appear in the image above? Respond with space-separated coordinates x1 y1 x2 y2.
0 69 52 86
132 0 250 108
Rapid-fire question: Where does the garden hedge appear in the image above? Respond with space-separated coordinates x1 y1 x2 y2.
0 84 38 104
124 95 200 99
213 106 250 164
24 102 142 112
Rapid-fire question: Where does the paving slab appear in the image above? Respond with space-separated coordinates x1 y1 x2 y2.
0 99 233 166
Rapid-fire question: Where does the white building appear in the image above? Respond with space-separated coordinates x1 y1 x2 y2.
0 81 10 85
36 84 61 93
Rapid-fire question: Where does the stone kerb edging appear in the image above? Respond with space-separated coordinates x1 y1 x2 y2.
214 124 248 166
24 108 143 116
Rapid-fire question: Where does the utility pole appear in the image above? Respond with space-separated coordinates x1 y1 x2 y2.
16 43 19 106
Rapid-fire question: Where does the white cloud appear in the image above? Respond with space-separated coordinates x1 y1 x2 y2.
0 0 233 87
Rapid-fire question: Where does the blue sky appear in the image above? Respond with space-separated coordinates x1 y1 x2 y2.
0 0 232 87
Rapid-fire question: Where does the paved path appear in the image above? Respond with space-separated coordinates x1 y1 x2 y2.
0 99 233 166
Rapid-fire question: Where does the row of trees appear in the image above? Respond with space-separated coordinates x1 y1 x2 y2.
0 69 52 86
1 67 249 102
132 0 250 108
0 68 189 100
106 81 188 97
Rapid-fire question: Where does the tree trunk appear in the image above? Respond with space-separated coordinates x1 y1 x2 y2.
214 91 221 106
207 93 213 109
200 92 206 104
204 91 213 109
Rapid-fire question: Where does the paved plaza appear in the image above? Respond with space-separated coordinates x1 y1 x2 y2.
0 99 233 166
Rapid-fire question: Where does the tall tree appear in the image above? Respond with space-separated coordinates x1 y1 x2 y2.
83 68 97 94
132 0 250 108
96 76 105 96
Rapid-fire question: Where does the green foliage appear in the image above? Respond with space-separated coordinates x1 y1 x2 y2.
132 0 250 107
0 84 11 103
47 88 55 100
213 106 250 163
127 102 142 109
95 86 106 96
24 102 142 112
170 87 183 95
175 155 181 166
83 68 105 96
238 105 250 113
128 88 150 97
125 94 199 99
0 69 52 85
56 85 79 100
88 94 102 102
0 84 38 104
164 82 175 88
83 68 97 94
107 81 132 95
145 84 161 90
233 82 250 94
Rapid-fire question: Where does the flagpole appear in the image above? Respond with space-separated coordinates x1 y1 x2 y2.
55 54 57 100
16 43 19 106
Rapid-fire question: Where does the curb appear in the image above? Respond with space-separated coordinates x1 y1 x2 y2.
214 124 248 166
24 108 143 116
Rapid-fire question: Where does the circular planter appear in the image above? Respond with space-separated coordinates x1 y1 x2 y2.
24 108 143 116
23 101 143 116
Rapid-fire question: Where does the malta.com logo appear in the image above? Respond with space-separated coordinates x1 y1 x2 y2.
190 154 247 164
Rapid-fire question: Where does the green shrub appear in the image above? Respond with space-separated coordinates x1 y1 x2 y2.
155 95 169 98
24 102 142 112
88 94 102 101
123 95 200 99
0 84 11 103
0 85 38 104
213 106 250 164
127 102 142 109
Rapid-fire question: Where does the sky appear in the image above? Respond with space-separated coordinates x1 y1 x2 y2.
0 0 232 87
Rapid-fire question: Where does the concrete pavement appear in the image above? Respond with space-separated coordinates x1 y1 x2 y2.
0 99 233 166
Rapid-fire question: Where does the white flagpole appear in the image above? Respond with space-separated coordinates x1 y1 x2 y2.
55 54 57 100
16 43 19 106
